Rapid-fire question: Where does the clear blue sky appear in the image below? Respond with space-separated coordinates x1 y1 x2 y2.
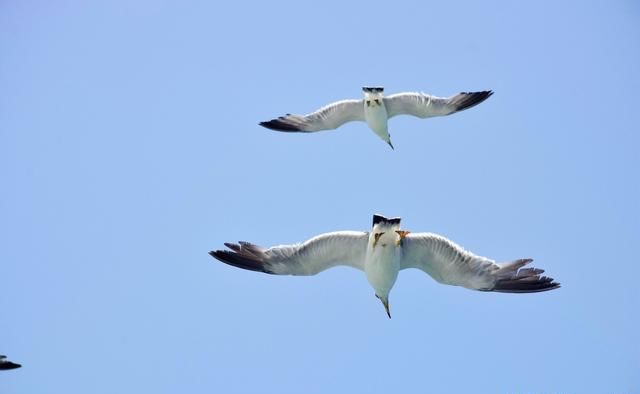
1 1 638 392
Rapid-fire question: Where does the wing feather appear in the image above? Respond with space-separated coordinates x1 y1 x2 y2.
260 99 365 132
210 231 369 276
400 233 560 292
384 90 493 119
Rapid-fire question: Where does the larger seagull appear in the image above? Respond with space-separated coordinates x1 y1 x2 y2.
260 87 493 149
209 214 560 318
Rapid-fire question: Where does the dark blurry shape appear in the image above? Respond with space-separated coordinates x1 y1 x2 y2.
0 355 22 370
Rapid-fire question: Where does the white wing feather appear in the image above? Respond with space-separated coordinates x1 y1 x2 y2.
211 231 369 275
400 232 560 292
384 91 493 119
260 99 365 132
400 233 499 290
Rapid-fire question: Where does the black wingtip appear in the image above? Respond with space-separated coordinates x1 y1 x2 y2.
209 244 275 274
259 118 303 132
492 275 561 293
0 361 21 370
454 90 494 112
372 214 401 227
482 258 561 293
493 279 561 293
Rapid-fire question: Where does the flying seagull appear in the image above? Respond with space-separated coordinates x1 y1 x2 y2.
260 87 493 149
209 214 560 318
0 355 21 370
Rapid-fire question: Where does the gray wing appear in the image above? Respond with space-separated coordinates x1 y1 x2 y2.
260 99 365 132
384 90 493 119
400 233 560 292
210 231 369 275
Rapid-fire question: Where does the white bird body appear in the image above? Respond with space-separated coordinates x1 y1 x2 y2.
210 214 560 318
363 89 391 147
260 87 493 148
365 220 401 301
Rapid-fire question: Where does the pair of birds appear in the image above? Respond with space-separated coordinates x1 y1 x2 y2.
211 87 560 318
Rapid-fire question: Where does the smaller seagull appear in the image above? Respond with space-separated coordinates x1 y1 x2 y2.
209 214 560 318
0 355 21 370
260 87 493 149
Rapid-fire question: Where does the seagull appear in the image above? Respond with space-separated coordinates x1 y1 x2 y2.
209 214 560 318
0 355 21 370
260 87 493 149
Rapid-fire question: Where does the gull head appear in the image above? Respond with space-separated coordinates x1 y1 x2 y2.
371 214 402 248
372 214 401 232
362 86 385 107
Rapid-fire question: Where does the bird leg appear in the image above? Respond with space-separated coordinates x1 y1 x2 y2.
395 230 410 246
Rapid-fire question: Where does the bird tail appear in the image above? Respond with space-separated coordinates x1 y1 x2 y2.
490 258 560 293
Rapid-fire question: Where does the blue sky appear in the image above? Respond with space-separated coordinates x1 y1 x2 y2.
1 1 638 392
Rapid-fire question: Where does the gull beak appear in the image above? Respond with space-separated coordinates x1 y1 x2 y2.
376 294 391 319
382 298 391 319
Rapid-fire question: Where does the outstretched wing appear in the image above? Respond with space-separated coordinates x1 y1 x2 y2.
384 90 493 119
260 99 365 132
210 231 369 276
400 233 560 292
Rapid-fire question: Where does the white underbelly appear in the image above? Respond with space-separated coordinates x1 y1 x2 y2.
365 105 389 139
365 245 400 293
